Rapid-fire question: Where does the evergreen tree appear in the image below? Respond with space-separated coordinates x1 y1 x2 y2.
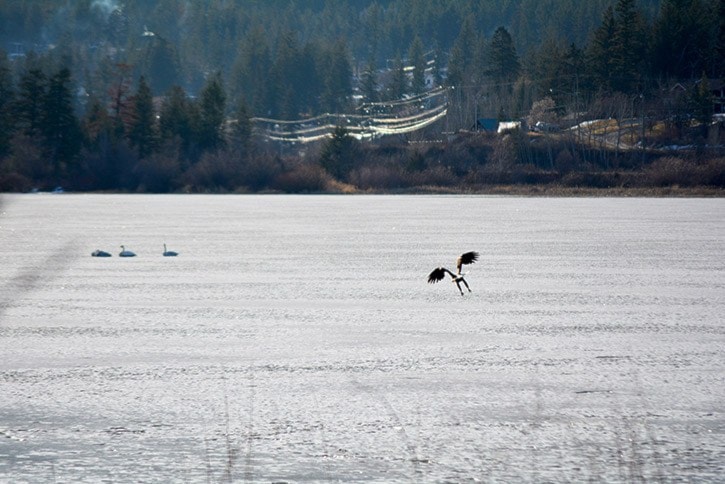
42 67 81 177
386 53 407 100
47 31 74 74
446 16 476 87
159 85 198 160
298 42 322 115
270 30 302 119
232 28 272 116
691 73 713 135
610 0 648 92
145 36 180 95
321 40 352 113
231 98 252 153
14 68 47 138
587 6 617 92
531 36 566 95
80 96 118 190
107 7 129 46
82 96 114 149
471 34 488 86
0 53 15 157
431 42 444 87
446 42 466 88
128 76 157 159
361 58 379 103
717 0 725 77
197 72 226 152
652 0 715 79
361 2 382 62
564 43 585 87
108 63 134 138
487 26 520 85
408 35 426 94
319 126 358 181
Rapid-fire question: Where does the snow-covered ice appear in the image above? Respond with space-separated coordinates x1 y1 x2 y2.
1 194 723 482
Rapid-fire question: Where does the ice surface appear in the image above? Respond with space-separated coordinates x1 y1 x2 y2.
0 194 723 482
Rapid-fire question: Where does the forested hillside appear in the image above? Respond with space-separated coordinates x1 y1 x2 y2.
2 0 668 100
1 0 723 193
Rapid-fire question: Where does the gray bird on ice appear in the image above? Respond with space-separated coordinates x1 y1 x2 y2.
119 245 136 257
163 244 178 257
427 251 479 295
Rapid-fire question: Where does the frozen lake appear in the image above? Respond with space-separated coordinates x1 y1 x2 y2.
0 194 723 482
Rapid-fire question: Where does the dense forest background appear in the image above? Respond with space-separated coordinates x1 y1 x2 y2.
1 0 724 193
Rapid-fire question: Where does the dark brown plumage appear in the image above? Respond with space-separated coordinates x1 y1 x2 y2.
428 251 480 295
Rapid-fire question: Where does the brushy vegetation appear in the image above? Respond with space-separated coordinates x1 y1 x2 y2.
2 123 722 195
182 129 724 194
332 132 725 194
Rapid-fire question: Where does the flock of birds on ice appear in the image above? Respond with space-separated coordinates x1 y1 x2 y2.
91 244 178 258
91 247 480 295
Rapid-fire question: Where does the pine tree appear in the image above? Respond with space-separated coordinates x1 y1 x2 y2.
15 68 47 138
79 96 117 190
446 43 465 88
471 34 488 86
361 2 382 62
717 0 725 77
386 53 407 101
691 73 713 134
82 96 114 149
42 67 81 176
361 58 379 103
231 28 272 116
587 6 617 92
158 85 198 164
107 7 129 46
487 26 520 84
108 63 134 138
159 86 195 146
652 0 715 79
0 52 15 157
231 98 252 153
408 35 426 95
531 36 566 95
321 40 352 114
270 30 302 119
446 16 476 87
319 126 358 181
431 42 444 87
298 42 321 115
197 72 226 152
610 0 648 92
564 43 585 86
145 36 180 95
128 76 157 159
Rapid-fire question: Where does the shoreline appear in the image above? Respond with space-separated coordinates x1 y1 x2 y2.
3 185 724 197
376 185 725 197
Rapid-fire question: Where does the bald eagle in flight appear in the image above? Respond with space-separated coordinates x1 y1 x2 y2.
427 251 479 295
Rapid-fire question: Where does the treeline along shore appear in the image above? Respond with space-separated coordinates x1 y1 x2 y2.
0 0 723 194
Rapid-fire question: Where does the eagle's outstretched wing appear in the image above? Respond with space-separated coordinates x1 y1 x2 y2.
428 267 454 283
456 251 479 273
